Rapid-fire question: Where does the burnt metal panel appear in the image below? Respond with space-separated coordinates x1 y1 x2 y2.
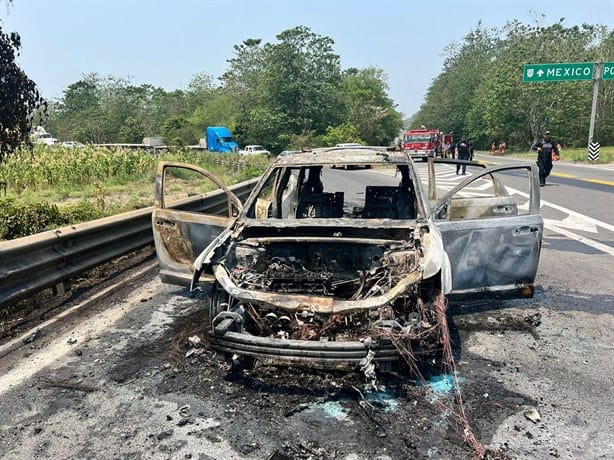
437 214 543 297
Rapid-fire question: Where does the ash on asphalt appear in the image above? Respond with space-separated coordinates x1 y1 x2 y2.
0 278 545 459
142 306 536 459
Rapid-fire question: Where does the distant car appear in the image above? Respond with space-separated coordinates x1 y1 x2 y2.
335 143 363 148
152 148 543 372
239 145 271 156
332 143 370 169
61 141 85 148
36 133 58 146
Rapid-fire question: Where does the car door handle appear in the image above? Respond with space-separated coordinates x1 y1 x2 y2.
155 218 176 227
514 226 539 235
493 205 515 214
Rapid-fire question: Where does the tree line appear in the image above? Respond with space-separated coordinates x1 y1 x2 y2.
4 19 613 161
43 26 403 153
411 19 613 149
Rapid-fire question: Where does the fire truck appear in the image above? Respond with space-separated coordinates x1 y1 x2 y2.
402 128 450 159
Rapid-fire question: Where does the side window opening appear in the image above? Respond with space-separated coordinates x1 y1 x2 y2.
436 166 534 221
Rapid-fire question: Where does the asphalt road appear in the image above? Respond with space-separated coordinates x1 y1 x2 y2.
474 152 614 256
0 156 612 459
476 152 614 226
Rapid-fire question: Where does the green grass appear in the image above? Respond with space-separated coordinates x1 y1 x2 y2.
503 146 614 164
0 145 269 205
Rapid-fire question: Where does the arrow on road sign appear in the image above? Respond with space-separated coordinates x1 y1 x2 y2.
523 62 594 82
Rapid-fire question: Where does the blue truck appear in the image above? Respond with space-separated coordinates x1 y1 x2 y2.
201 126 239 153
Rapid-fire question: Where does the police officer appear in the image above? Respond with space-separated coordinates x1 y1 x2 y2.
455 136 470 175
531 130 559 187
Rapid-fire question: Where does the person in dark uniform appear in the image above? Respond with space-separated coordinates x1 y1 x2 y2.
455 136 470 175
531 130 559 187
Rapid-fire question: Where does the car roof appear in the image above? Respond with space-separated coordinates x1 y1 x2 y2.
274 146 411 165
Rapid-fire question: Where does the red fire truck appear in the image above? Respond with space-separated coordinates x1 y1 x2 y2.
402 128 448 159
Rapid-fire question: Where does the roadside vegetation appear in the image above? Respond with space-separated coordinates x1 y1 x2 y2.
41 27 402 153
412 20 613 150
0 145 269 240
36 21 613 156
505 145 614 163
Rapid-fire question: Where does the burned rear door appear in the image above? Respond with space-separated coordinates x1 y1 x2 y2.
432 163 543 300
152 162 242 288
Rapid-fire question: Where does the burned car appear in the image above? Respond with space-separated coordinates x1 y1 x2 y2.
152 147 543 371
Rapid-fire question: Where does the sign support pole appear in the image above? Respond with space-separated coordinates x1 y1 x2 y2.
588 62 602 149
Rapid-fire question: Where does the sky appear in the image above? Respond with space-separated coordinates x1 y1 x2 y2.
1 0 612 118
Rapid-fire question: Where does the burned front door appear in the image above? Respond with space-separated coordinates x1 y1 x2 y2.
152 162 242 288
432 163 543 300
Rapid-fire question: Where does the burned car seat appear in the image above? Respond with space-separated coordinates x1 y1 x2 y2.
297 192 344 218
361 186 416 219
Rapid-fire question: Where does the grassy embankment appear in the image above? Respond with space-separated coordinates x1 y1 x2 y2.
503 145 614 163
0 145 270 239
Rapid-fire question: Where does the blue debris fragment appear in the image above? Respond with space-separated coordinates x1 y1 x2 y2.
429 374 456 395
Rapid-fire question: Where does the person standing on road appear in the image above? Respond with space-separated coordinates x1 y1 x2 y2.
455 136 470 175
498 141 506 155
531 130 559 187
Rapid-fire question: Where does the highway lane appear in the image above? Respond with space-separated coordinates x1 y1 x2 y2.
476 152 614 223
0 157 612 459
474 153 614 255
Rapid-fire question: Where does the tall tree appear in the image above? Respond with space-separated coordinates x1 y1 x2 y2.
414 18 612 148
262 27 344 141
220 38 266 143
467 20 603 147
415 23 497 140
594 29 614 145
340 67 403 145
0 20 45 161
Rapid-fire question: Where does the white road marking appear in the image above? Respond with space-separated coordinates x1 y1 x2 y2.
542 221 614 256
511 189 614 256
556 214 599 233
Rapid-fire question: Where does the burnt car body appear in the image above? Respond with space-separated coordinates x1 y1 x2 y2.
152 147 543 370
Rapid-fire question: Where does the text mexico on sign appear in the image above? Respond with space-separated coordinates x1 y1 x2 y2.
523 63 594 82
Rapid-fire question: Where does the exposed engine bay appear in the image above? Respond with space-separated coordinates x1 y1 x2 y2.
210 237 439 348
228 240 418 299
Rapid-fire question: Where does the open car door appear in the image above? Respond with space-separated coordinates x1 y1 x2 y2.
431 162 543 300
152 162 242 289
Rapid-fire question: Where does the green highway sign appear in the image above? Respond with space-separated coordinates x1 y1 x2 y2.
523 62 594 82
603 62 614 80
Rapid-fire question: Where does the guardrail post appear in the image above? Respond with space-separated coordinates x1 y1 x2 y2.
52 280 71 296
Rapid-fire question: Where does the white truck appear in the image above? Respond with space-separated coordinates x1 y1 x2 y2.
142 137 164 147
31 126 57 146
239 145 271 156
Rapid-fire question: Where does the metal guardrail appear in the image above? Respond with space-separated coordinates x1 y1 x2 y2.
0 178 258 309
